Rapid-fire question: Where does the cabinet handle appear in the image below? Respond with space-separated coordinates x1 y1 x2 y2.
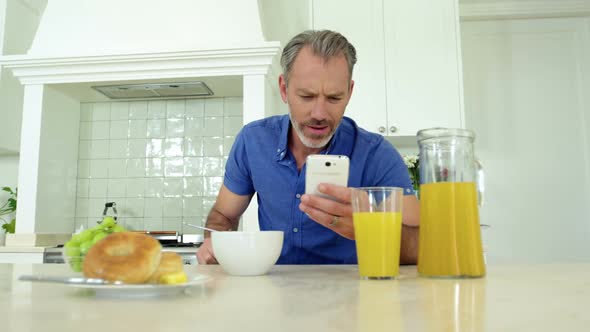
378 126 386 133
389 126 397 133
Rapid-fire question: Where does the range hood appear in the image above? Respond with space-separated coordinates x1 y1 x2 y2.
0 0 285 236
27 0 273 57
1 0 282 85
92 82 214 99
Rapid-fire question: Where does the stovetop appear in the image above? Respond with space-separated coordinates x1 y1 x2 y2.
161 242 201 248
44 242 201 265
52 242 201 249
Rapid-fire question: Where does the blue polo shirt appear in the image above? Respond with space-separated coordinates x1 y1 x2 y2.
223 115 413 264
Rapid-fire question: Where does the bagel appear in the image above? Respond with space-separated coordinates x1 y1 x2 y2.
148 251 185 284
83 232 162 284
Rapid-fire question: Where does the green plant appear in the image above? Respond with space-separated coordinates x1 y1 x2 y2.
402 155 420 194
0 187 17 234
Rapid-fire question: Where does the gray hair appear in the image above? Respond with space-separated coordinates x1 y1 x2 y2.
280 30 357 85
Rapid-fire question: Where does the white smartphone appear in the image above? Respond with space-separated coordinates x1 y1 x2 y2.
305 154 350 199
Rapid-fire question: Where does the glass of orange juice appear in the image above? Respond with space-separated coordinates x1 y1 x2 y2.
351 187 403 279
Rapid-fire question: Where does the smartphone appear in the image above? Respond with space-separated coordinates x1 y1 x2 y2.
305 154 350 199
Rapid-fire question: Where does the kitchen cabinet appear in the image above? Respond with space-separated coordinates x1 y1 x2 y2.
312 0 464 136
312 0 387 134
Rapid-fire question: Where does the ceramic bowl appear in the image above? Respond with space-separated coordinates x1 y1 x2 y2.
212 231 284 276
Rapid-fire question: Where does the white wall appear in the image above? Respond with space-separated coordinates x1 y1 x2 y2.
2 0 46 55
0 68 22 153
258 0 311 49
0 155 17 185
0 155 18 224
72 97 242 234
258 0 311 118
461 17 590 263
0 0 45 153
34 86 80 233
0 0 46 181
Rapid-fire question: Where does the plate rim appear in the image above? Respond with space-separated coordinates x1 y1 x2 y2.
68 274 211 291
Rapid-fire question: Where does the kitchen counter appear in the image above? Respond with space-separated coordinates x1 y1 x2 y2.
0 246 45 253
0 246 46 263
1 263 589 331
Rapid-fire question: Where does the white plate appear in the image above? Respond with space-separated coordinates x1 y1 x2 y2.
70 274 211 298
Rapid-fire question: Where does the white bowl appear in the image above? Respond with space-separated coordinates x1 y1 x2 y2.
212 231 284 276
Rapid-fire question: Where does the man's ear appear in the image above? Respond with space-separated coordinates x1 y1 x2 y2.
345 79 355 106
279 74 288 103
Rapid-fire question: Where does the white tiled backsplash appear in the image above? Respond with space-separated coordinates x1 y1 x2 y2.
75 97 243 233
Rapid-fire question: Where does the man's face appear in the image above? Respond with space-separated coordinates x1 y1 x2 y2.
279 46 354 149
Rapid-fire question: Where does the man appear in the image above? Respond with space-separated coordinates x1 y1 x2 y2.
197 30 419 264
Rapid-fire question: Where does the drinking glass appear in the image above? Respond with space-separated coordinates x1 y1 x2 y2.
351 187 403 279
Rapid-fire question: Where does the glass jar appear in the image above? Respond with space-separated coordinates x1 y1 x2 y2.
417 128 485 278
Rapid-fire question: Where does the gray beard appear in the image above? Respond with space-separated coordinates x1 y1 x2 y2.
288 112 335 149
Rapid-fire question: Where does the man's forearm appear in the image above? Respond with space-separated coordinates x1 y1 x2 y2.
400 224 419 265
204 208 239 238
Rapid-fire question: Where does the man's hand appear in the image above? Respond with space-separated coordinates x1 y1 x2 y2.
299 183 355 239
196 238 218 264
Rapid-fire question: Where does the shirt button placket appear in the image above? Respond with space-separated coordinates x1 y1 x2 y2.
294 193 302 246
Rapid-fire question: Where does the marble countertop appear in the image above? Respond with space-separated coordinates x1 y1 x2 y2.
1 263 589 332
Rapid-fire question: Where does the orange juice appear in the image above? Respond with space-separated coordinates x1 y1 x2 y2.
418 182 485 277
353 212 402 278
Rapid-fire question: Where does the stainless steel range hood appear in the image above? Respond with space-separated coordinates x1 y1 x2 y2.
92 82 214 99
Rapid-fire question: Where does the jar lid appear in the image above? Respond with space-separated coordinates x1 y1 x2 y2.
416 127 475 142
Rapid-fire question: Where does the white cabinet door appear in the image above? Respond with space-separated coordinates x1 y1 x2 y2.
312 0 387 134
312 0 464 136
383 0 464 136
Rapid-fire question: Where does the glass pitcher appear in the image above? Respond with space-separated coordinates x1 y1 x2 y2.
417 128 485 278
